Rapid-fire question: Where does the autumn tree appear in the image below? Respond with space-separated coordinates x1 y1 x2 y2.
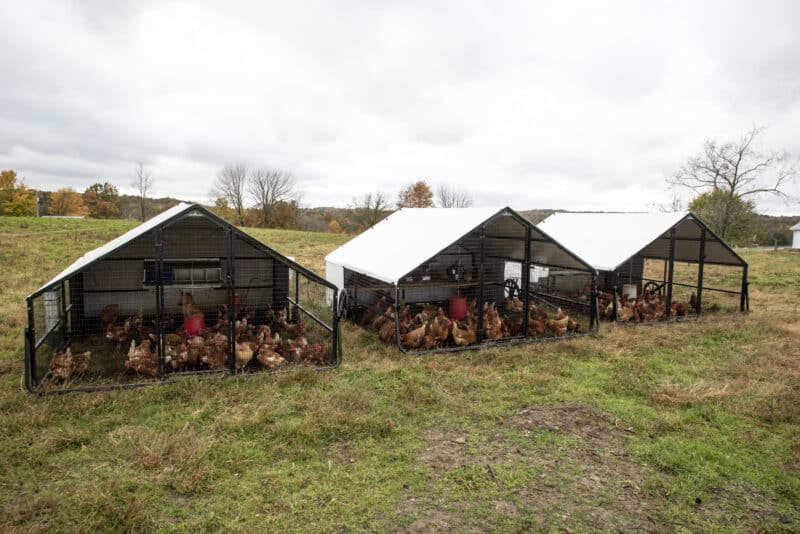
327 219 344 233
397 180 434 208
49 187 89 216
132 163 154 221
83 182 120 218
671 126 796 240
0 169 36 216
212 163 248 225
436 183 473 207
348 192 391 231
248 168 297 227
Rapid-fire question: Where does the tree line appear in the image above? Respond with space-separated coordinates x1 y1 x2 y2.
1 129 796 243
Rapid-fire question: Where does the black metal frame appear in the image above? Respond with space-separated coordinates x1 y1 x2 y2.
342 207 600 355
23 204 343 395
606 213 749 323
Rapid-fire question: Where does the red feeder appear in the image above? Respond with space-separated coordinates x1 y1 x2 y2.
449 296 467 321
184 315 205 336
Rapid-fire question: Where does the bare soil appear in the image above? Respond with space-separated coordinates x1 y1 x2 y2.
399 402 793 532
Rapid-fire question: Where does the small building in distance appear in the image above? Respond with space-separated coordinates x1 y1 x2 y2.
792 221 800 249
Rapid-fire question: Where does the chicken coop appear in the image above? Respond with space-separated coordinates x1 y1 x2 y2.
325 207 598 354
24 203 342 394
537 211 749 324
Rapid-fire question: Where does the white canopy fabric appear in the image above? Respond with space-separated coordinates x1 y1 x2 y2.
31 203 193 296
325 208 502 285
791 221 800 231
538 211 745 271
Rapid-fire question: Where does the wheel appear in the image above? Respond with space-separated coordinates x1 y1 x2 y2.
642 281 663 297
503 278 521 299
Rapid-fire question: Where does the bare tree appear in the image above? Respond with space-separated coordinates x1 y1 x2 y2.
212 163 248 225
132 162 154 221
436 183 473 208
670 126 796 237
248 168 297 227
348 192 391 230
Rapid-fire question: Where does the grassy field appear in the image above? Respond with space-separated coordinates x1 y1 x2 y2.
1 216 799 532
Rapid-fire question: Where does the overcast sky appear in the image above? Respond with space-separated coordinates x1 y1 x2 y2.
1 1 799 214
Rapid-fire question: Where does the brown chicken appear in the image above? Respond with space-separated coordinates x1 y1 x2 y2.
528 318 547 336
256 345 286 368
378 320 397 343
164 333 191 369
235 341 254 371
100 304 118 328
361 296 389 326
482 303 503 340
545 317 569 336
179 291 203 318
503 296 524 313
201 333 229 370
428 314 452 345
49 347 91 382
400 323 427 348
125 339 158 377
671 301 688 317
451 320 477 346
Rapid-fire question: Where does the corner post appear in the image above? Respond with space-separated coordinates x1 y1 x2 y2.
740 264 749 312
590 272 598 330
226 228 236 372
476 226 486 344
155 228 165 378
522 225 531 338
665 227 676 320
696 227 706 315
26 296 37 388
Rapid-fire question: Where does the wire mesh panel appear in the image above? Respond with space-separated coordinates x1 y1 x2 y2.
25 204 342 394
525 263 594 339
341 209 598 354
343 269 398 345
28 251 164 393
596 255 745 324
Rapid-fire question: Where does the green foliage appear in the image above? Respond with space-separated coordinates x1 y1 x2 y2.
83 182 120 219
689 189 756 244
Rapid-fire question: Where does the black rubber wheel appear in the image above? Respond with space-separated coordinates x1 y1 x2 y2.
643 281 663 297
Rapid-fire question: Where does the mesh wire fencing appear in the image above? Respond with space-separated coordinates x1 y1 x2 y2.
341 212 597 353
594 256 746 324
25 210 340 394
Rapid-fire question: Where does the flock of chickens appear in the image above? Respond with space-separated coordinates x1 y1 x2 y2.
46 295 327 384
361 295 582 350
598 291 696 322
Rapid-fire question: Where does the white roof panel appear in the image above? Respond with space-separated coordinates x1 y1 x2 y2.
32 202 194 296
325 207 501 284
537 212 689 271
791 221 800 231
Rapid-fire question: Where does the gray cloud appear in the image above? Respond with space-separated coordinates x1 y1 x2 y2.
0 1 798 214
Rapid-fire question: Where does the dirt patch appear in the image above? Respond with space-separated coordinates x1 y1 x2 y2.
398 402 795 532
418 430 469 471
507 402 663 531
399 402 669 532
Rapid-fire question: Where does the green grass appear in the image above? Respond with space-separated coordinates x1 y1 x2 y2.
1 216 799 532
